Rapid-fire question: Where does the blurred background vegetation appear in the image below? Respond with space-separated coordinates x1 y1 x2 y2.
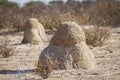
0 0 120 31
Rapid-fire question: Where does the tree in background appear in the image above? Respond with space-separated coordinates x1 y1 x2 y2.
0 0 18 7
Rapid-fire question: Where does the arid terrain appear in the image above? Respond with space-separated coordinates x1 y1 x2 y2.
0 27 120 80
0 0 120 80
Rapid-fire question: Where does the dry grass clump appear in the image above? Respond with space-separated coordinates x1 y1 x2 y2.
36 57 58 79
40 12 78 32
0 37 15 58
1 0 120 32
0 47 14 58
84 27 112 47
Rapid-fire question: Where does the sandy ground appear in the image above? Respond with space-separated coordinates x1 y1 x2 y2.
0 28 120 80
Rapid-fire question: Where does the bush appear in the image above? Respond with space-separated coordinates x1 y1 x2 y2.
84 26 112 47
86 0 120 27
39 11 78 32
0 0 120 32
0 0 18 7
0 35 15 58
36 57 58 79
0 47 14 58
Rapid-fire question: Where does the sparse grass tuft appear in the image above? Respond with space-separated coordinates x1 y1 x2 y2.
0 47 14 58
0 36 15 58
36 57 58 79
84 27 112 47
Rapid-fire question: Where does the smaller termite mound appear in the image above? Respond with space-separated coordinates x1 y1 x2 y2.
22 18 48 44
38 22 96 70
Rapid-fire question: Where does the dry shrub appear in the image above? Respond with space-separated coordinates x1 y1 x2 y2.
0 47 14 58
36 57 58 79
1 0 120 32
40 11 77 32
0 36 15 58
84 27 112 47
86 0 120 27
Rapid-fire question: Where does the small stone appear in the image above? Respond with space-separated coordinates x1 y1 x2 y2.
92 73 99 75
